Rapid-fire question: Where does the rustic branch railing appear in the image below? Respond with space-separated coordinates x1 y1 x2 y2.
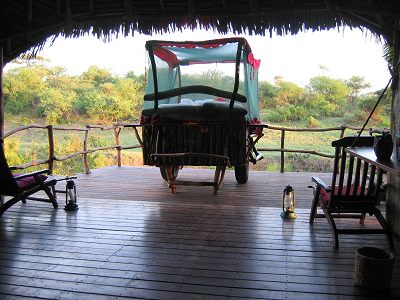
4 123 376 174
257 124 361 172
5 123 142 174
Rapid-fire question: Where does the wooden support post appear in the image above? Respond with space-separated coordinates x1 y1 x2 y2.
114 126 122 167
280 129 285 173
387 22 400 235
47 125 54 174
339 125 346 139
83 125 90 174
0 47 3 140
0 47 3 205
132 126 143 148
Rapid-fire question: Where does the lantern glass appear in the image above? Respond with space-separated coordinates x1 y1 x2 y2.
64 179 79 211
281 185 296 219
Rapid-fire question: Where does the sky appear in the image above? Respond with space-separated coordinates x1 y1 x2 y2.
8 27 391 91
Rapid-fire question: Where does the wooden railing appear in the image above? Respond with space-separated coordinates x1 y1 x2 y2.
4 123 142 174
258 124 365 172
4 123 379 174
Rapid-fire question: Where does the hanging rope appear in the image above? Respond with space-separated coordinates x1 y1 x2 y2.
351 61 400 147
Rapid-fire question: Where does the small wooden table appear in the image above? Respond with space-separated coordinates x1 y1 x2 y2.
345 147 400 177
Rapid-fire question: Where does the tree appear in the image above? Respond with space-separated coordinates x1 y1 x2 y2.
81 66 114 86
305 76 350 116
38 88 76 124
345 76 371 108
3 66 51 113
273 77 304 106
258 80 280 108
125 71 145 92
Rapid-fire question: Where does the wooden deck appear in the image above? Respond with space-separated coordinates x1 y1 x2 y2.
0 166 399 299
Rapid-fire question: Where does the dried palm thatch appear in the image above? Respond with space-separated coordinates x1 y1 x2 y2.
0 0 399 63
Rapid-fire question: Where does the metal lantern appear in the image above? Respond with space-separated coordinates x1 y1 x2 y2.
281 185 296 219
64 179 79 211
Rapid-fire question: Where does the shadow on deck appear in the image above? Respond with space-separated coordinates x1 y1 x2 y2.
0 166 398 299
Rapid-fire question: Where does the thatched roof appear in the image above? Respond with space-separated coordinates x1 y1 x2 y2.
1 0 399 64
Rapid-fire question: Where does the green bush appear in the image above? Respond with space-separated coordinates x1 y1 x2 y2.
3 137 24 166
268 105 307 122
38 88 76 124
307 116 319 128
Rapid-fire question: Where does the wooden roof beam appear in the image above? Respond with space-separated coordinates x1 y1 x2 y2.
342 11 387 40
57 0 61 18
27 0 32 41
367 0 396 40
324 0 338 15
88 0 93 16
337 5 400 17
65 0 71 30
27 0 32 26
348 12 382 31
249 0 259 17
220 0 228 11
188 0 196 17
124 0 132 17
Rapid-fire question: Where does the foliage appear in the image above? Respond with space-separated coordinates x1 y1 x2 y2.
3 66 50 114
3 137 24 166
305 76 350 116
4 64 144 124
273 77 304 106
307 116 319 128
81 66 115 86
383 43 394 68
268 105 307 122
345 76 371 108
38 88 76 123
285 154 333 173
258 80 280 108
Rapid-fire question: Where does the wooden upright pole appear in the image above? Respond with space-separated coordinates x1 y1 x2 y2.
386 22 400 235
0 47 4 205
0 46 4 140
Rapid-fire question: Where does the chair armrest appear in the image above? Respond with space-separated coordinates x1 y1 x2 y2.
13 169 50 180
311 176 330 191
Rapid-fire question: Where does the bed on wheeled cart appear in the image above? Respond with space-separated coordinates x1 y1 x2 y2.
140 38 265 193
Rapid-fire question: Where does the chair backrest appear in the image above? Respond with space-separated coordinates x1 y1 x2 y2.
328 136 380 212
0 139 20 196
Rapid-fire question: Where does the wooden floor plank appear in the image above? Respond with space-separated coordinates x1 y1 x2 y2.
0 166 398 299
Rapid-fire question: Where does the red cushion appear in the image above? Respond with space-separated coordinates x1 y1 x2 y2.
320 185 364 203
14 174 47 190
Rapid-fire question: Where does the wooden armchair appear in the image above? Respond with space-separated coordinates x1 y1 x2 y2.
309 136 394 249
0 139 58 217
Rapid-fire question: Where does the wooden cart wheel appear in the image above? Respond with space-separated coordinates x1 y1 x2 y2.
160 166 179 181
235 163 249 184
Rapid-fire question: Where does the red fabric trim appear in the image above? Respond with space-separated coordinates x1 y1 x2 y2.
247 53 261 69
153 38 250 49
248 118 263 135
320 185 365 203
149 38 260 69
14 173 47 190
153 47 179 69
